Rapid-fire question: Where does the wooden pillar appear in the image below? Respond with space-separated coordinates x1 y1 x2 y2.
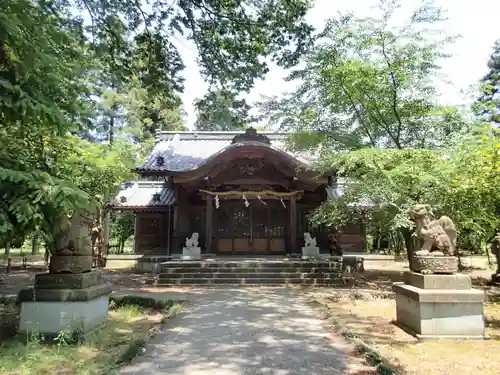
289 195 297 254
166 209 171 256
133 213 140 254
205 196 213 253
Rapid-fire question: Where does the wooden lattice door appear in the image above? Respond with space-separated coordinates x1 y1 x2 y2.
232 207 251 252
213 202 286 254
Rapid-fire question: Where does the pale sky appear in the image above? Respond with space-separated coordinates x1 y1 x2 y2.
177 0 500 128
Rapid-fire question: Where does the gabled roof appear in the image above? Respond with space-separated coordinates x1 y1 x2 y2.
134 128 319 173
108 181 176 210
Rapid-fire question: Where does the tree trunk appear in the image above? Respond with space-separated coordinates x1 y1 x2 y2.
31 234 40 254
103 212 110 255
44 245 50 266
4 242 10 259
400 228 414 271
108 115 115 145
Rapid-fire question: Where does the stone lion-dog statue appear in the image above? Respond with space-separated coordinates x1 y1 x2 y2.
185 232 199 248
410 204 456 256
304 232 317 247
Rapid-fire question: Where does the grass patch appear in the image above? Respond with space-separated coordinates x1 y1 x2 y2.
310 292 500 375
0 296 183 375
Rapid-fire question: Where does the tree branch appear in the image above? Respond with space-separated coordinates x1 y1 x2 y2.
337 76 377 147
357 86 403 148
380 37 403 146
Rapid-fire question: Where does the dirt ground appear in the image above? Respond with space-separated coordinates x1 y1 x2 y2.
1 255 499 375
350 256 494 291
310 292 500 375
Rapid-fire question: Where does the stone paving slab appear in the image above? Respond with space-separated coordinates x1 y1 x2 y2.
120 287 364 375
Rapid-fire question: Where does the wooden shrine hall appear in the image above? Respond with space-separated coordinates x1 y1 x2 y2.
109 128 366 257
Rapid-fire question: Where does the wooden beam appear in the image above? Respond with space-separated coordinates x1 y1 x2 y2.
198 193 302 200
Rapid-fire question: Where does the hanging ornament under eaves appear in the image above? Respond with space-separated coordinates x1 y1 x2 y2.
280 197 286 208
257 195 267 205
242 194 250 207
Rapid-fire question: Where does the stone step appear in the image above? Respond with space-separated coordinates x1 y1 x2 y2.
155 277 345 286
158 272 338 279
160 266 338 274
160 261 341 270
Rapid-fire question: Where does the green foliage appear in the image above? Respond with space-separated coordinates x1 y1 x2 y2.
310 125 500 255
109 295 175 311
258 0 498 256
77 0 314 146
78 0 313 91
311 148 452 231
0 0 316 251
474 39 500 124
0 0 91 135
261 0 467 152
89 23 188 145
444 125 500 245
194 89 257 130
110 212 135 252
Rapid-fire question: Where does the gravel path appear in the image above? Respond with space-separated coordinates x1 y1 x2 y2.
120 287 363 375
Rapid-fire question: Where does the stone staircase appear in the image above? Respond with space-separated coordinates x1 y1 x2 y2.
152 259 344 286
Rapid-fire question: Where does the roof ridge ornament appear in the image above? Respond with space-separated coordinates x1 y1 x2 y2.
231 127 271 144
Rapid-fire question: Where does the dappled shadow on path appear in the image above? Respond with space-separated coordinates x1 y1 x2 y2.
121 288 363 375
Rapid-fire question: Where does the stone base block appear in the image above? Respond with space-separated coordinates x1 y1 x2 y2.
19 295 109 337
182 247 201 260
302 247 320 259
18 278 111 337
393 283 485 339
403 271 472 290
35 270 103 289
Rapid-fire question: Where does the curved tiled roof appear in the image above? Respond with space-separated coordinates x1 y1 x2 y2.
109 181 176 209
135 129 318 173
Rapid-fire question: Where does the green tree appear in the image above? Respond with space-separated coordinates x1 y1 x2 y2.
0 1 135 255
261 0 466 152
261 0 480 259
444 125 500 251
110 212 135 253
0 0 315 255
310 148 453 260
88 19 187 147
194 89 256 131
82 0 314 147
78 0 313 92
474 39 500 124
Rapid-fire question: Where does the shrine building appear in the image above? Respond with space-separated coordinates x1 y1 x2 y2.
109 127 367 258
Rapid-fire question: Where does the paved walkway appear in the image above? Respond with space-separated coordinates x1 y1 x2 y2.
120 288 363 375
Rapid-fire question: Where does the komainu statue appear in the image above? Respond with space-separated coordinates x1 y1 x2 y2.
304 232 317 247
410 204 457 256
185 232 199 248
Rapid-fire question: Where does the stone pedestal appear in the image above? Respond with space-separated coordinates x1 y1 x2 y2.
393 271 485 339
302 246 320 259
411 255 458 274
182 247 201 260
18 271 111 338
